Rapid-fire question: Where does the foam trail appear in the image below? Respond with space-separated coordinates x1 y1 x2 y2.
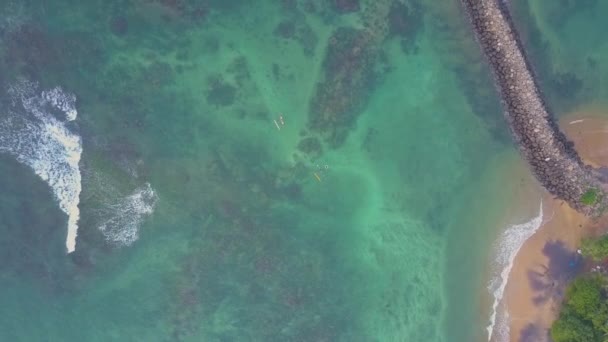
97 183 158 246
0 79 82 253
486 201 544 342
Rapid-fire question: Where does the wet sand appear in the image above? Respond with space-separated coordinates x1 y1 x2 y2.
503 105 608 342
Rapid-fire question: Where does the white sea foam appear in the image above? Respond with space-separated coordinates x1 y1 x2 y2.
486 201 544 342
97 183 157 246
41 87 78 121
0 79 82 253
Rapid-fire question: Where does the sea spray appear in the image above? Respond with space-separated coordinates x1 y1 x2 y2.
0 79 82 253
487 201 544 342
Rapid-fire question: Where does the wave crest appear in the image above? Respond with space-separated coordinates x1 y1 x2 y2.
1 79 82 253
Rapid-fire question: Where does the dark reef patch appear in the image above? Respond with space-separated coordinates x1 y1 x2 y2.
227 56 250 85
334 0 360 14
308 27 377 148
274 14 318 56
296 23 318 56
272 63 281 80
274 21 296 39
206 76 237 107
297 136 323 159
388 0 424 53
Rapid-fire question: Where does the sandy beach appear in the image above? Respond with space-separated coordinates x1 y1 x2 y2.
501 105 608 342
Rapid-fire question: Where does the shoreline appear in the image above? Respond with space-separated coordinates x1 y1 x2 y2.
503 197 586 342
490 106 608 342
482 155 546 342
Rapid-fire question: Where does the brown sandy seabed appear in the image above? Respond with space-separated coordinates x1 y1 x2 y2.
484 104 608 342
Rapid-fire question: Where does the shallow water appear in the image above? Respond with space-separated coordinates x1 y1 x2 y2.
1 0 607 341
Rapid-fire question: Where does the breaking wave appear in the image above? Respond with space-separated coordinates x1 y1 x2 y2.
0 79 82 253
97 182 158 246
487 201 544 342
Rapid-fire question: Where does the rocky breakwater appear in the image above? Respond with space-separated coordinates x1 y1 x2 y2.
460 0 607 215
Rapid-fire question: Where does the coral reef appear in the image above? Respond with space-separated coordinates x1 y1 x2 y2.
308 27 377 147
306 0 425 148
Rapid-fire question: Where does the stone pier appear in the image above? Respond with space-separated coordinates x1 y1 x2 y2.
460 0 606 215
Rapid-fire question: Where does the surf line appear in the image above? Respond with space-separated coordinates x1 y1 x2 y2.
460 0 608 216
1 79 82 253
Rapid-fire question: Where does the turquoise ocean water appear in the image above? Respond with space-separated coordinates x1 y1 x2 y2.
1 1 608 341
